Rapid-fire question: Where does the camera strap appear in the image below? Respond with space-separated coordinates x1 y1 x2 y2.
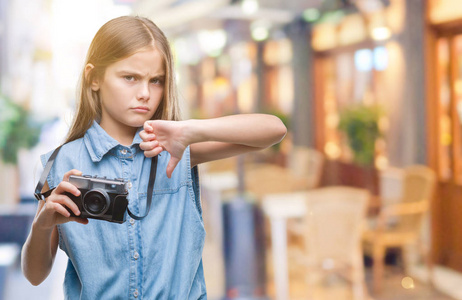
128 155 158 220
34 145 63 201
34 145 159 221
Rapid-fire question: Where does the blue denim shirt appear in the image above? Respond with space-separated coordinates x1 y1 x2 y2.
41 121 207 300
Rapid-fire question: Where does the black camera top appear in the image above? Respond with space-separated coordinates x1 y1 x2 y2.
69 175 128 195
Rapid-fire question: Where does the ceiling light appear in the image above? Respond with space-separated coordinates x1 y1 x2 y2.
251 20 271 42
198 29 228 57
371 26 391 41
241 0 259 15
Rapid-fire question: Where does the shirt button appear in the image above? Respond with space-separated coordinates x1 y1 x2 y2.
127 181 133 189
134 289 139 298
121 149 128 155
129 218 135 225
134 251 139 260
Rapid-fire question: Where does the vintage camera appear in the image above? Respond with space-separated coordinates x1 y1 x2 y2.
65 175 129 224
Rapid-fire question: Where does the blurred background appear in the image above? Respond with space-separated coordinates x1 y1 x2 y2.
1 0 462 299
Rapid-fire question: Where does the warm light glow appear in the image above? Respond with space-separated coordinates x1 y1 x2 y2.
325 142 341 159
241 0 259 15
371 26 392 41
326 113 339 128
312 22 337 51
401 276 415 289
378 116 389 132
375 155 389 170
263 39 292 65
455 79 462 95
338 14 367 46
237 76 256 113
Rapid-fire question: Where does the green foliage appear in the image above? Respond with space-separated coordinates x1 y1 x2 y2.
338 103 384 166
0 94 41 164
264 109 290 152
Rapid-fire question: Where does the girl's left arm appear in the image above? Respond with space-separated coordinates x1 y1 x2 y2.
188 114 287 165
140 114 287 177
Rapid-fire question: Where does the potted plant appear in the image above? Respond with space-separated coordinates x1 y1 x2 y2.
0 93 42 204
338 103 384 167
258 109 291 166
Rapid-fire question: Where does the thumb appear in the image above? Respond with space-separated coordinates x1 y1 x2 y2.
166 157 181 178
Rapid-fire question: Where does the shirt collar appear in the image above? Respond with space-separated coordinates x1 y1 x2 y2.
84 121 143 162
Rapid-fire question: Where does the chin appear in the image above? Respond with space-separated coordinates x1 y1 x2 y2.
128 118 151 128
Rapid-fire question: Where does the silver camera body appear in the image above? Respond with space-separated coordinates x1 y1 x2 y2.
66 175 129 223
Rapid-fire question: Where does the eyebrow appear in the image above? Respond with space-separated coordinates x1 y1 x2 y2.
117 70 165 78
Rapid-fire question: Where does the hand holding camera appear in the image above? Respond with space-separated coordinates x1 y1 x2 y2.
34 169 89 231
64 174 129 223
35 145 158 225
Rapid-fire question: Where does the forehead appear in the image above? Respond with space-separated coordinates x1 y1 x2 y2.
109 47 165 74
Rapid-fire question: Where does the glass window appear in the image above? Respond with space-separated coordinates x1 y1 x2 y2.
316 45 389 168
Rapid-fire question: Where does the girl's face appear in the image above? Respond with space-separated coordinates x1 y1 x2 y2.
93 47 165 139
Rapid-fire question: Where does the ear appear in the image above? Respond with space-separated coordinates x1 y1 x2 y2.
84 63 100 91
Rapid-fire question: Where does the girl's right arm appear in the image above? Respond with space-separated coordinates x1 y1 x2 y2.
21 169 88 286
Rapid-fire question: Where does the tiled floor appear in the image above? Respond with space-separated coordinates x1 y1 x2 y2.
272 265 454 300
203 239 456 300
263 259 454 300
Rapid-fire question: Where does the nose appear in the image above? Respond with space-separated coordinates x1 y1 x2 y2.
137 81 150 101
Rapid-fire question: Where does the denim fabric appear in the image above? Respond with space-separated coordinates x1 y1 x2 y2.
41 121 207 300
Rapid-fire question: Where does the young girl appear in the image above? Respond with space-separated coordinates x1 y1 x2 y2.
21 16 286 299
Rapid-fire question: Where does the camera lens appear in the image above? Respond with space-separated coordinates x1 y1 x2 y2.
83 189 110 216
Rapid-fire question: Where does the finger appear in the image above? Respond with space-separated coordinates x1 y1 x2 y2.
63 169 83 182
71 217 89 225
54 181 81 198
166 157 180 179
139 130 156 142
144 121 154 132
139 140 159 151
47 202 72 218
51 194 81 216
143 146 164 158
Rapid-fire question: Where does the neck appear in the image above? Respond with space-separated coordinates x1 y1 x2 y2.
99 121 137 146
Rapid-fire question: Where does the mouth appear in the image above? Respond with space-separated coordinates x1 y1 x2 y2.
131 106 150 113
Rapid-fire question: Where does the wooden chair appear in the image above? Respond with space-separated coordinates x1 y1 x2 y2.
362 165 436 293
288 146 325 189
297 186 370 299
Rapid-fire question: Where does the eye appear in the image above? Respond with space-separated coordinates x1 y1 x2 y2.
151 77 164 85
124 75 135 81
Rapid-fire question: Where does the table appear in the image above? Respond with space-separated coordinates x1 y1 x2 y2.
261 192 308 300
244 164 311 198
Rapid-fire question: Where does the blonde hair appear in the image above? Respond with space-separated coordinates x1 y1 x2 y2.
65 16 181 143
